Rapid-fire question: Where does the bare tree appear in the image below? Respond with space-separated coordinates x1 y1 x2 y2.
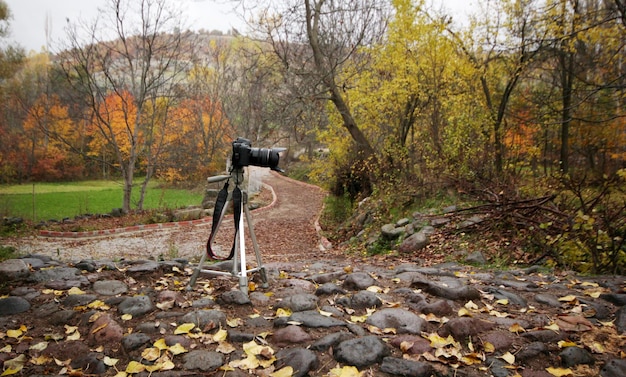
248 0 388 158
59 0 193 212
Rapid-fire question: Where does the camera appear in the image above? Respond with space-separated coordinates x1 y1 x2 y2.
231 137 284 172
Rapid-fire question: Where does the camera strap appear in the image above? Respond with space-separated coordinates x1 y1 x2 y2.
205 180 242 261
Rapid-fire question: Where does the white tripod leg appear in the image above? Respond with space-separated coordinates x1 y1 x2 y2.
238 205 248 294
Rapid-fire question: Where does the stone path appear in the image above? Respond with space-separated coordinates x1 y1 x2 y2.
1 253 625 377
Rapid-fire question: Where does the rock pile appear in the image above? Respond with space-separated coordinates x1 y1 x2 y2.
0 254 625 377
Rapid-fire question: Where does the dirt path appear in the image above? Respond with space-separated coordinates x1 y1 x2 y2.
8 170 329 264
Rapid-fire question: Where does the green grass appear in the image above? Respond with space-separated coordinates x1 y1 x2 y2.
0 180 203 221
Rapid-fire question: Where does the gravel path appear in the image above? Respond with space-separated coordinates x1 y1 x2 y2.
9 169 329 264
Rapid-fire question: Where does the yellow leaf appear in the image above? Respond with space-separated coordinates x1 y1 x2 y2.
425 333 459 349
6 329 23 339
366 285 383 293
276 308 292 318
458 307 473 317
168 343 188 355
495 298 509 305
509 323 526 334
30 355 52 365
580 281 598 287
271 366 294 377
465 300 479 310
319 310 333 317
113 372 128 377
545 323 560 331
103 356 119 366
153 338 169 350
227 318 244 327
1 354 26 376
229 355 260 370
213 328 228 342
174 323 195 335
141 347 161 361
545 367 573 376
125 360 146 373
88 300 110 310
350 315 368 323
64 325 78 334
216 341 236 354
558 295 577 303
328 365 364 377
121 314 133 321
588 342 605 353
557 340 578 348
0 345 11 352
66 330 81 341
483 342 495 353
68 287 86 295
29 341 48 351
500 352 515 364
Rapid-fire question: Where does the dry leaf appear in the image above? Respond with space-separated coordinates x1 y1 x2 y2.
67 287 86 295
29 341 48 351
270 366 294 377
1 354 26 376
142 347 161 361
500 352 515 364
545 367 574 376
125 360 146 373
168 343 188 355
328 365 364 377
509 323 526 334
174 323 195 335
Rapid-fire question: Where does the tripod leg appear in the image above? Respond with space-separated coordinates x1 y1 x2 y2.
187 251 206 290
237 205 248 294
244 204 269 288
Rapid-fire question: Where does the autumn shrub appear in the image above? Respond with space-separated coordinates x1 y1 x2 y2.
543 171 626 274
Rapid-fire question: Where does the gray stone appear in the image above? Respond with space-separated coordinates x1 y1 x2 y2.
465 251 487 265
334 336 390 368
181 310 227 329
343 272 376 290
93 280 128 296
275 293 319 312
601 358 626 377
126 261 160 273
118 295 154 317
310 332 355 352
516 341 547 361
380 357 433 377
63 294 97 307
29 266 81 283
122 333 151 351
613 306 626 334
45 276 90 290
0 296 30 316
381 223 404 239
315 283 345 295
412 279 481 301
284 310 346 328
430 217 450 227
399 230 429 253
272 325 312 346
487 288 528 307
413 299 454 316
535 294 563 308
173 208 203 221
600 293 626 306
366 308 425 334
348 290 382 309
442 317 496 340
71 352 106 375
309 272 345 284
276 348 319 377
182 350 224 371
0 259 30 281
560 346 594 367
219 290 252 305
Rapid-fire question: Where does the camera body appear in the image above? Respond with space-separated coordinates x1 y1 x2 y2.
231 137 284 172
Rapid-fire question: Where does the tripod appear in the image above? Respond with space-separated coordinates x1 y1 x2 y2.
187 167 269 295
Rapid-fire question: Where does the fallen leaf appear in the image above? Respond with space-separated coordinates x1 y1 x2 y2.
328 365 364 377
1 354 26 376
555 315 594 332
174 323 195 335
227 318 244 327
216 341 236 354
30 355 52 365
67 287 86 295
141 347 161 362
500 352 515 364
153 338 169 350
276 308 292 318
509 323 526 334
121 314 133 321
125 360 146 373
103 356 119 366
558 295 577 303
168 343 188 355
29 341 48 351
495 298 509 305
458 308 473 317
483 342 495 353
557 340 578 348
66 330 81 341
545 366 573 376
213 328 228 342
271 366 294 377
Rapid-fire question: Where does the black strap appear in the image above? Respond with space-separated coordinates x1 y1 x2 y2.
205 180 243 261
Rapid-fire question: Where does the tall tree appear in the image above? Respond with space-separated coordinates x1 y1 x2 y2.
59 0 193 212
250 0 388 159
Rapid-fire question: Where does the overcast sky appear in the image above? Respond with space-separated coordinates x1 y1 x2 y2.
4 0 473 53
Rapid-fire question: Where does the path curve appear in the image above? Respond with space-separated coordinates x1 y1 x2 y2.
9 170 329 263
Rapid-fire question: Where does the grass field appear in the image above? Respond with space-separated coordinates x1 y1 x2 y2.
0 180 204 221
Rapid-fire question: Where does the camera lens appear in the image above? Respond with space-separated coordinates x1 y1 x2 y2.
250 148 281 170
